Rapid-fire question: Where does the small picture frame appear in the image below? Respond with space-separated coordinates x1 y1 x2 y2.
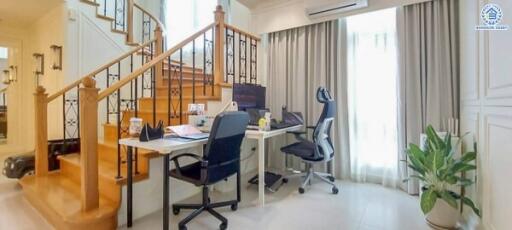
188 103 205 115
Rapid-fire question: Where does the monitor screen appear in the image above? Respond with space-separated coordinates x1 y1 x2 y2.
233 84 266 111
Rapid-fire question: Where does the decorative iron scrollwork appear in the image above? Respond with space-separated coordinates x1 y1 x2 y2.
226 29 235 83
239 35 247 84
250 39 257 84
63 92 79 140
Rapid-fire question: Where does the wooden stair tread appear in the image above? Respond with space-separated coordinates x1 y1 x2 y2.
80 0 100 6
98 140 160 157
111 29 127 35
126 42 140 47
19 172 117 223
156 83 231 89
96 14 114 21
139 95 221 101
59 153 150 185
137 50 203 72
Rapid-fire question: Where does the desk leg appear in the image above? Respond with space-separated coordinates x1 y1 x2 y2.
127 146 133 227
163 154 170 230
258 136 265 206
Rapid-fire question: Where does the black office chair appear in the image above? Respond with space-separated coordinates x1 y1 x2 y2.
281 87 338 194
169 111 249 230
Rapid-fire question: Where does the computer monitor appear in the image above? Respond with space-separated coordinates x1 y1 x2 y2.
233 84 266 111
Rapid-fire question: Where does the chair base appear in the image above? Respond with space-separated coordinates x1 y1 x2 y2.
282 164 338 194
172 186 238 230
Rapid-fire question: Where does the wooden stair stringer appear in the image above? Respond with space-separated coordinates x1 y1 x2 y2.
79 0 140 47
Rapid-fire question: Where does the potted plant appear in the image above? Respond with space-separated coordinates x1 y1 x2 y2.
405 125 480 229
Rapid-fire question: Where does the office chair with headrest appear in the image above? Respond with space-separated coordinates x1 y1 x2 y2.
281 87 338 194
169 111 249 230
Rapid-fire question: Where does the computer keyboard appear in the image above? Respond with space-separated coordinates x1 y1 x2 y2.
271 122 294 130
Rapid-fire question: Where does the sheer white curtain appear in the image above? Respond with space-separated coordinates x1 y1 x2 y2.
346 8 400 187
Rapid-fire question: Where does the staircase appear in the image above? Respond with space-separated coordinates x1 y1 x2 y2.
20 2 260 230
79 0 162 46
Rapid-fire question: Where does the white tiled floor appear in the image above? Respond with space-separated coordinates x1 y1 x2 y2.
123 179 429 230
0 153 429 230
0 154 53 230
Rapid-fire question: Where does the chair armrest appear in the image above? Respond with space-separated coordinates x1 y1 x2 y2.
287 131 308 142
169 153 208 177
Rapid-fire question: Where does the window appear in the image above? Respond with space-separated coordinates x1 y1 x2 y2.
165 0 217 47
0 47 7 59
346 8 399 186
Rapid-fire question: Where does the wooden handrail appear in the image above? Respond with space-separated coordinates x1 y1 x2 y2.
225 24 261 41
134 3 165 32
98 23 217 101
46 38 156 102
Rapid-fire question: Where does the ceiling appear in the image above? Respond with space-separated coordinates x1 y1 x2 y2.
0 0 62 27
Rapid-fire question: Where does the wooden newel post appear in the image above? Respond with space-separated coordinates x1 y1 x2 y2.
79 77 100 211
214 5 225 87
155 26 164 86
127 0 134 43
34 86 48 176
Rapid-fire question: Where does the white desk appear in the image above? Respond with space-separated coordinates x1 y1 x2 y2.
245 125 302 205
119 125 302 229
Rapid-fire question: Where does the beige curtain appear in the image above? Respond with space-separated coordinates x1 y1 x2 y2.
266 20 350 179
397 0 460 194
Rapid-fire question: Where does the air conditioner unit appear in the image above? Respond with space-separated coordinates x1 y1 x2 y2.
306 0 368 18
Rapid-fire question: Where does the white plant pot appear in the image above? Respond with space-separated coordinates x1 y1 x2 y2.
425 199 460 229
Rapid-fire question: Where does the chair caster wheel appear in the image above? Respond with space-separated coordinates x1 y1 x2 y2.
220 222 228 230
327 176 335 182
173 207 180 215
332 187 339 194
179 225 187 230
231 203 238 211
298 187 305 194
282 178 288 183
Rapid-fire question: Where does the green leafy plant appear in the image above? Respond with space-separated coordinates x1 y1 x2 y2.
405 125 480 217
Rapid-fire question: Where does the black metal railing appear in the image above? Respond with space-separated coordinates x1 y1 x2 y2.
225 27 259 85
98 25 216 180
43 39 155 181
99 40 156 178
85 22 260 181
102 24 261 180
99 0 126 31
96 0 162 45
63 87 80 141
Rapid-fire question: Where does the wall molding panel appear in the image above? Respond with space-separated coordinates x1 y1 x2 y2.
460 0 512 229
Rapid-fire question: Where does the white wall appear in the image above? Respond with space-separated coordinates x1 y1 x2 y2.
229 0 252 31
31 4 68 140
459 0 512 229
250 0 430 34
0 0 146 152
